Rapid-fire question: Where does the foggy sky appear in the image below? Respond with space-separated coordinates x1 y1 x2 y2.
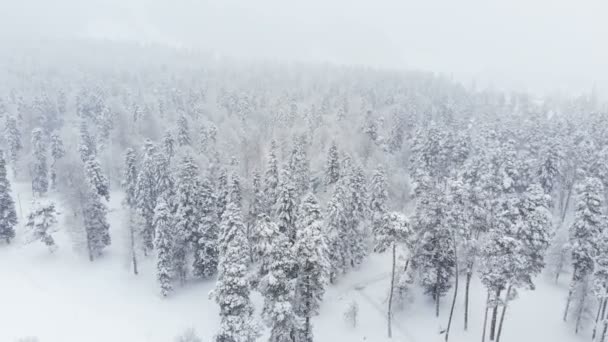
1 0 607 97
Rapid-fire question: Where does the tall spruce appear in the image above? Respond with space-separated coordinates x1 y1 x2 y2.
214 201 260 342
31 128 49 197
154 197 174 297
0 151 17 243
294 193 329 342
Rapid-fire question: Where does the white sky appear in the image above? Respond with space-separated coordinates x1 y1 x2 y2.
1 0 607 97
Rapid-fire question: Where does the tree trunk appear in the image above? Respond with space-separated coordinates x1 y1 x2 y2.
564 284 573 322
600 320 608 342
560 184 573 224
575 280 590 334
593 298 605 340
445 233 459 342
130 220 139 275
388 243 396 338
482 291 491 342
465 270 472 330
496 285 512 342
489 288 502 340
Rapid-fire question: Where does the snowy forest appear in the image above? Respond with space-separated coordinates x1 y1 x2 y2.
1 40 608 342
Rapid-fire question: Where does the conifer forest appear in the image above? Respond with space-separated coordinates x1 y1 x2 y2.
0 24 607 342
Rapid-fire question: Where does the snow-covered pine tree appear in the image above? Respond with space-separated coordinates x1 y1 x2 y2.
135 140 160 254
216 168 229 220
412 187 455 317
192 177 219 279
288 135 310 197
294 195 329 342
177 114 191 147
31 128 49 197
493 184 553 342
370 166 389 247
263 140 280 213
84 157 110 201
229 171 242 209
123 148 138 208
78 120 97 162
123 147 140 274
49 133 65 190
537 139 562 198
374 211 411 337
253 213 280 280
346 162 369 267
247 169 263 262
258 217 298 342
214 201 260 342
324 141 340 186
565 177 605 333
24 199 58 251
4 116 22 176
82 181 111 261
592 228 608 341
162 129 176 162
326 178 350 282
0 151 17 243
154 197 174 297
172 155 201 283
275 168 298 245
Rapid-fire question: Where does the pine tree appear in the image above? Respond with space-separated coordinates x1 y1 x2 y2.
24 199 58 251
275 168 298 245
78 120 97 162
324 141 340 186
123 148 138 208
154 197 174 297
4 116 22 176
162 130 176 162
537 140 562 197
216 168 229 220
412 187 455 317
84 157 110 201
288 135 310 196
370 166 389 245
247 169 263 262
123 148 140 274
0 151 17 243
135 140 160 254
83 182 111 260
258 219 298 342
592 229 608 341
346 163 369 267
214 202 260 342
31 128 49 197
374 212 411 338
229 172 242 209
565 177 605 333
177 114 191 147
192 177 219 279
294 198 329 342
326 179 349 282
254 213 280 279
263 140 280 213
173 155 201 282
492 184 553 341
49 133 65 190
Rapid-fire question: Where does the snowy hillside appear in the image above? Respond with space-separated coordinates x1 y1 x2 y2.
0 181 586 342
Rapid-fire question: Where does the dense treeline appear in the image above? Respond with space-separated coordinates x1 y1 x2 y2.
1 40 607 342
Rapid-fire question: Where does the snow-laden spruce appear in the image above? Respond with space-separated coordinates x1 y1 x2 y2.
0 151 17 243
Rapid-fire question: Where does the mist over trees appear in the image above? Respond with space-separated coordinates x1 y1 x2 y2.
1 40 608 341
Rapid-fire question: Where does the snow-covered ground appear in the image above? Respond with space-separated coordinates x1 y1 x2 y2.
0 182 588 342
